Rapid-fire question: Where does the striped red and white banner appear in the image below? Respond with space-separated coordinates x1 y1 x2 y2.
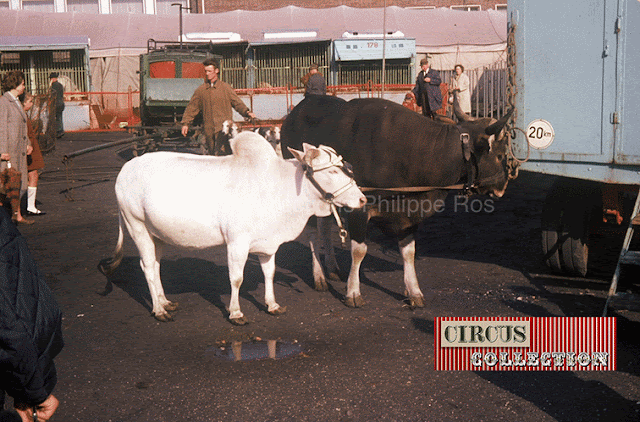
434 317 616 371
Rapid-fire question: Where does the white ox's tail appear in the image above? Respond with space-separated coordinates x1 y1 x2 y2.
98 212 125 276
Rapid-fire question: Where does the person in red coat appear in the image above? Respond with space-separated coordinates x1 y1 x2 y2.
22 92 46 216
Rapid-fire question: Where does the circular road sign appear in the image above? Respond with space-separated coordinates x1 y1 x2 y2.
526 119 555 149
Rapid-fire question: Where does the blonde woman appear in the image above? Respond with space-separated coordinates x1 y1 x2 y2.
452 64 471 114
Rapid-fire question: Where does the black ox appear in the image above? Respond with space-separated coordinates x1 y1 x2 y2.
280 95 513 308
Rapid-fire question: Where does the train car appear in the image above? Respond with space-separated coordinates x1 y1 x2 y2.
139 39 222 127
507 0 639 278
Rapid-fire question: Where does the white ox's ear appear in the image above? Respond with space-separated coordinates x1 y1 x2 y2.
288 145 320 166
288 146 304 162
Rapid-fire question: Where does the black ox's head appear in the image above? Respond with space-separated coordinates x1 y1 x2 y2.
453 98 513 198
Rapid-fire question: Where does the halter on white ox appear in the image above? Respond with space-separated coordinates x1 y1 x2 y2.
291 145 357 245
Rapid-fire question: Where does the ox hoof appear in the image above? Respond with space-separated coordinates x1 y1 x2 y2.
314 278 329 292
163 301 179 312
344 295 365 308
153 312 174 322
328 271 341 282
229 316 249 326
403 295 426 309
269 306 287 316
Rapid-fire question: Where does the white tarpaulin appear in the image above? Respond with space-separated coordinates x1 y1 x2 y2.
0 6 506 70
0 6 506 123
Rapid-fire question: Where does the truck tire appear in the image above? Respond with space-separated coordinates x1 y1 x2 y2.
541 178 601 276
541 195 563 273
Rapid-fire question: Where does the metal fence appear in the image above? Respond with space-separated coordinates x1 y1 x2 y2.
440 61 507 119
211 43 247 89
0 48 89 95
337 59 413 86
252 42 331 89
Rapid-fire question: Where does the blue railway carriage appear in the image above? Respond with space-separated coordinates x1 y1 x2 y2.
508 0 639 276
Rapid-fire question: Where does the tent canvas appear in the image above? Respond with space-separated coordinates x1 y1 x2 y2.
0 6 506 124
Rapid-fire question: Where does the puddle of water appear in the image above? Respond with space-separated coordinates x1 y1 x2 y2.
206 340 304 362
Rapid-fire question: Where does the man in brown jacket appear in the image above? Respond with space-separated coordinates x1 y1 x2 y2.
181 58 256 155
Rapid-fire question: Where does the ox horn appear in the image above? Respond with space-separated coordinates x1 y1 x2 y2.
452 93 474 122
484 108 514 136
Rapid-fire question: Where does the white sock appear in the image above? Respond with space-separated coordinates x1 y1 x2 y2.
27 186 38 212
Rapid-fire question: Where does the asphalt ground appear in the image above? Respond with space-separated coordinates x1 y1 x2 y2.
9 131 640 422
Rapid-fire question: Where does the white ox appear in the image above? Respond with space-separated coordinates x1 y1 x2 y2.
100 131 366 325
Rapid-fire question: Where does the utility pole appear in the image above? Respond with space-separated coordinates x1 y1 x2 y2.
381 0 386 98
172 3 191 48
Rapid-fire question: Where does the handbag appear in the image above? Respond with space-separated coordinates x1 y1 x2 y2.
0 162 22 213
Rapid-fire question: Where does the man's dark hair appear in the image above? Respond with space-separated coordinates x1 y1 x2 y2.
202 58 220 69
1 70 25 92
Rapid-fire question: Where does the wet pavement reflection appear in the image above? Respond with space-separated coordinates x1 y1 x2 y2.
206 340 304 362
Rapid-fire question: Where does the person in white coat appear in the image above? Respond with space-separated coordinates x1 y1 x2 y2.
452 64 471 115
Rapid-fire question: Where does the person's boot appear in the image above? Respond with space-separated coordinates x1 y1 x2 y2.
26 187 45 215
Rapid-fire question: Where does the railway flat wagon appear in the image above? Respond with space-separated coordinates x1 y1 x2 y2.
507 0 640 292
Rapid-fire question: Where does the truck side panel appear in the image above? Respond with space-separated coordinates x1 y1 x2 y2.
618 0 640 164
510 0 639 183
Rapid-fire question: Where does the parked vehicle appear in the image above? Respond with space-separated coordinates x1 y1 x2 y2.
139 39 221 127
507 0 639 277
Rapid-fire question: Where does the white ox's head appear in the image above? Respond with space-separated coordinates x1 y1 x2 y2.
288 143 366 215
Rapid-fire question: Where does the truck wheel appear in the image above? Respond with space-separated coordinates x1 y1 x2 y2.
541 178 601 276
541 196 563 273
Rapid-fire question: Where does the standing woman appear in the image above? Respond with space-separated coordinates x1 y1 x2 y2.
452 64 472 115
0 71 34 224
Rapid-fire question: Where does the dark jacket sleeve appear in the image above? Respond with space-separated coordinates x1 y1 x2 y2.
428 68 442 86
305 74 326 96
51 83 65 110
412 73 423 106
0 209 63 406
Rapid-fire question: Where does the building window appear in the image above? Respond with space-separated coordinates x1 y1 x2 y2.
1 52 20 65
53 51 71 63
450 5 481 11
67 0 99 13
495 4 507 11
21 0 55 12
157 0 186 15
111 0 143 14
0 1 9 8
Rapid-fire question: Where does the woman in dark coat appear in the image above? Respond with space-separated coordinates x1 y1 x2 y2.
0 207 63 421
